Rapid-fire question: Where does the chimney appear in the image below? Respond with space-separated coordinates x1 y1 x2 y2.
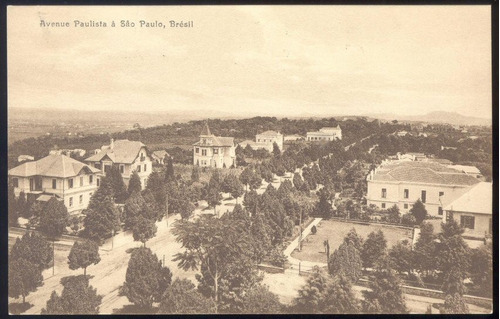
110 138 114 150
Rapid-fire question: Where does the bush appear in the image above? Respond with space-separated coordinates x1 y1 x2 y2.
401 213 416 226
311 225 317 235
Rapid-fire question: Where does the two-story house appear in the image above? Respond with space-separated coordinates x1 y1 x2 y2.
306 126 342 141
85 139 152 189
366 160 480 217
8 154 101 214
193 123 236 168
238 130 284 153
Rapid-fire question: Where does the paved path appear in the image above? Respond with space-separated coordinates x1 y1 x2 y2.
284 218 327 269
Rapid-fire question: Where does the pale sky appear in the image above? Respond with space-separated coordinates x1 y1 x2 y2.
7 6 492 118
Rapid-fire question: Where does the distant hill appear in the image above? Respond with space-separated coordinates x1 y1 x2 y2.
366 111 491 126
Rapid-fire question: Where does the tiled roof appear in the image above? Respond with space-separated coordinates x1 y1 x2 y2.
193 136 234 147
447 165 481 175
9 154 100 178
200 122 211 136
444 182 492 215
257 130 281 136
372 161 480 186
152 150 169 158
85 139 146 164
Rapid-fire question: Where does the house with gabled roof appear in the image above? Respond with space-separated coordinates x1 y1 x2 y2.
8 154 101 214
306 125 342 141
366 160 481 216
85 139 152 189
193 122 236 168
238 130 284 153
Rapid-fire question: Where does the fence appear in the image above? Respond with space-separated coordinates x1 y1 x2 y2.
287 261 326 276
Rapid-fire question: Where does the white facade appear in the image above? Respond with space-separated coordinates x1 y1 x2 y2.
255 131 284 152
306 126 342 141
193 123 236 168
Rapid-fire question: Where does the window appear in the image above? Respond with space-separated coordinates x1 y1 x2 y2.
80 176 84 187
404 204 408 209
68 179 74 189
79 195 83 204
381 203 386 209
439 191 444 198
404 189 409 199
195 147 199 153
144 164 147 172
52 179 57 189
89 175 93 184
460 215 475 229
137 165 141 173
97 178 100 187
104 165 111 174
95 162 101 169
381 188 387 199
202 149 207 156
12 178 18 188
214 148 218 155
438 207 443 215
69 197 73 207
421 190 426 203
120 165 124 174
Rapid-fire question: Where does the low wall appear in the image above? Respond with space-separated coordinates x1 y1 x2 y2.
328 217 414 231
257 263 285 274
357 278 492 309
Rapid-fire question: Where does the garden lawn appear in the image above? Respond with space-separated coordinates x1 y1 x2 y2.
291 219 413 264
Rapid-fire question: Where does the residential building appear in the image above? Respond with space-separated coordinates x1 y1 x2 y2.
8 154 100 214
306 126 342 141
396 152 427 161
443 182 492 241
152 150 170 165
85 139 152 189
366 160 480 216
193 123 236 168
238 130 284 153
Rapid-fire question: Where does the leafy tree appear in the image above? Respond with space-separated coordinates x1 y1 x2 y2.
120 247 172 309
132 215 157 247
440 293 470 314
362 259 408 314
221 174 245 203
293 266 331 313
311 225 317 234
239 167 254 191
388 239 414 275
206 170 223 216
386 205 401 224
410 199 427 224
414 222 437 276
315 187 333 218
17 191 28 218
82 198 120 245
328 241 362 283
41 275 103 314
249 214 272 263
344 228 364 252
469 243 492 298
172 216 254 313
361 230 387 269
128 171 142 195
165 157 175 182
39 197 69 238
8 258 43 304
243 190 259 213
242 284 282 314
293 172 305 190
107 166 128 203
191 166 200 183
436 220 470 296
272 142 281 157
122 191 149 229
158 278 214 314
10 231 53 270
8 183 19 226
322 274 360 314
87 176 114 211
67 239 101 276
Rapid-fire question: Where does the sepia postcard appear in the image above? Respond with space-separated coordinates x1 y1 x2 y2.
6 5 495 315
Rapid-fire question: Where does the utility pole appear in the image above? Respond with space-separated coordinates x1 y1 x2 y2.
166 193 169 227
298 209 303 252
52 239 55 276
